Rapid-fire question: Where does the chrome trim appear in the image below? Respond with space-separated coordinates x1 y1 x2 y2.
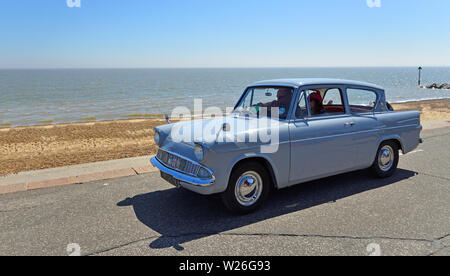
157 149 199 176
290 123 419 144
382 124 420 131
378 145 394 172
157 148 214 177
151 157 215 187
234 171 263 207
290 128 380 144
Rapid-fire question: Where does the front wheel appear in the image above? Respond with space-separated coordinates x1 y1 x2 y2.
221 162 271 214
370 141 399 178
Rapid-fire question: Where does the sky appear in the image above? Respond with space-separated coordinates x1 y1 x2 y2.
0 0 449 68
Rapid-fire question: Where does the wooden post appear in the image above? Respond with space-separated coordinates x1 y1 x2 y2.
418 67 422 86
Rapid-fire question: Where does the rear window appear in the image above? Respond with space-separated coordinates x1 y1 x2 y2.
347 88 378 114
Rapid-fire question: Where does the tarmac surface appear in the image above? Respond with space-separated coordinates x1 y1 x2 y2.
0 126 449 256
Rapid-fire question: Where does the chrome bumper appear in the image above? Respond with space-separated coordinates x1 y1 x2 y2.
150 157 215 187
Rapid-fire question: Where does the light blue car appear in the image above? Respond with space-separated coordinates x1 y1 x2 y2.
151 79 423 214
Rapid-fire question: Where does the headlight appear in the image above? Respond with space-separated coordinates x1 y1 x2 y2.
194 144 204 161
154 131 160 145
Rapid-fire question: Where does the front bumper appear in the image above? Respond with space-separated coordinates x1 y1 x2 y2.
150 157 215 187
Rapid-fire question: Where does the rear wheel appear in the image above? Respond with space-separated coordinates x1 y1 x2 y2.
370 141 399 178
221 162 271 214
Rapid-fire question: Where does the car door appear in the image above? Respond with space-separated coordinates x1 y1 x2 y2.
288 87 357 185
345 87 384 168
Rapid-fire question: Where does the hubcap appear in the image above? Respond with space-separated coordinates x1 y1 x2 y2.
378 145 394 172
235 171 263 207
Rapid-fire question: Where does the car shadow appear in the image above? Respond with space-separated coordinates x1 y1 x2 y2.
117 168 417 251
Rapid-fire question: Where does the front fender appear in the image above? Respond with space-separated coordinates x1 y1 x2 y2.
226 153 281 190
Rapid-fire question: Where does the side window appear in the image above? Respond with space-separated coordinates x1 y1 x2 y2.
241 88 254 108
347 88 378 114
295 91 307 119
323 89 343 106
305 88 345 117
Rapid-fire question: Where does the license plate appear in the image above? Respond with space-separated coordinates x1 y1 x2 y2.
161 172 180 187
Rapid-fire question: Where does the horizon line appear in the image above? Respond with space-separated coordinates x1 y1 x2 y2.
1 65 449 70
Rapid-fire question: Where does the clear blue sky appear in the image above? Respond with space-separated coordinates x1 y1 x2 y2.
1 0 449 68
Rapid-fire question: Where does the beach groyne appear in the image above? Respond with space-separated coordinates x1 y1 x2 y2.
421 83 450 90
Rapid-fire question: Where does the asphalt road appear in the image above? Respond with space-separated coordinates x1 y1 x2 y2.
1 127 449 256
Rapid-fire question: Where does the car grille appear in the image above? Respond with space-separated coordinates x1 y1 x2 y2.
157 149 200 176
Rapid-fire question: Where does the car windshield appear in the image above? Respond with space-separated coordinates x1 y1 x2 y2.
233 87 294 120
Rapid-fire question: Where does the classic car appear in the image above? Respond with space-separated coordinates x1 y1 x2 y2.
151 79 423 214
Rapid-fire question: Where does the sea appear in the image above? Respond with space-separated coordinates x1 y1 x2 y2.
1 67 449 127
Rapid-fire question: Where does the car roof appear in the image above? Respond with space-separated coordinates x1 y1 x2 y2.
248 78 384 90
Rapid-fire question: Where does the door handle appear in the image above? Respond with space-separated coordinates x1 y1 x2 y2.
345 122 356 127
